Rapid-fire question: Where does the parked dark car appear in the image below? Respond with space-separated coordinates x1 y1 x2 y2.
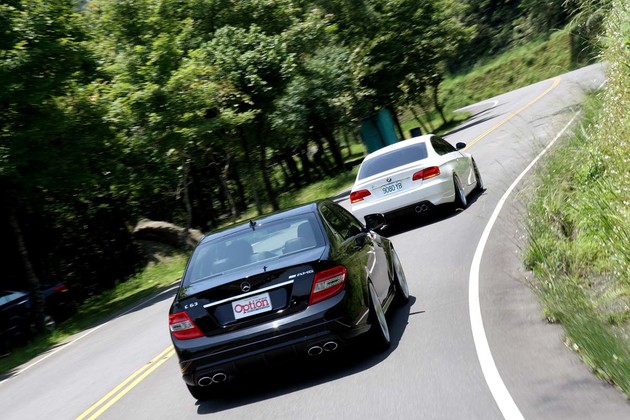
41 282 77 322
0 282 76 354
169 200 409 400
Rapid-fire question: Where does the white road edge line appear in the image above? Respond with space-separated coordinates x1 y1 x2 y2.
469 111 581 420
0 282 180 386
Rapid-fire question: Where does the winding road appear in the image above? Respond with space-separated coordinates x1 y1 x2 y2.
2 63 629 419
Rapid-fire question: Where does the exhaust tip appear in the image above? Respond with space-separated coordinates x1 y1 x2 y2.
212 372 227 384
198 376 213 387
322 341 338 352
307 345 323 356
415 204 429 213
414 204 429 213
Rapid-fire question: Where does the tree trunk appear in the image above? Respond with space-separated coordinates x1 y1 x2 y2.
6 198 45 332
311 134 332 175
255 120 278 212
432 83 448 126
230 163 247 212
283 150 302 187
277 157 292 189
220 160 239 223
409 107 430 135
418 95 435 132
298 147 313 183
259 144 279 211
316 121 344 173
388 106 405 140
180 160 193 230
342 130 352 159
239 128 263 215
203 164 220 226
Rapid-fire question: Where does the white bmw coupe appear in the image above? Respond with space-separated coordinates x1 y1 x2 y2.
349 135 483 226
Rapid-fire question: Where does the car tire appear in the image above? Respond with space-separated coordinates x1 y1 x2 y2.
186 384 216 401
368 282 390 351
453 175 467 210
473 160 484 192
392 249 409 305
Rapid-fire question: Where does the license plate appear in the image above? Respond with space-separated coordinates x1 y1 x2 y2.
232 292 272 320
382 182 403 195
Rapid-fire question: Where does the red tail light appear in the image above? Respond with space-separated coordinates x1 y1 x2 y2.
350 189 371 203
412 166 440 181
309 266 347 305
54 284 69 293
169 312 204 340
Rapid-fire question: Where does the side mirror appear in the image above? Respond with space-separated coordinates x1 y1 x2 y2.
456 142 466 150
364 214 386 231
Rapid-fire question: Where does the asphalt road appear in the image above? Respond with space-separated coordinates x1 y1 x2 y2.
2 63 629 420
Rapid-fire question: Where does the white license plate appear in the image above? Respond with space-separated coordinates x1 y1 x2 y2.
382 182 403 195
232 292 272 320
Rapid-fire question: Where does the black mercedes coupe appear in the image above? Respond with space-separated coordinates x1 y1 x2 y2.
168 200 409 400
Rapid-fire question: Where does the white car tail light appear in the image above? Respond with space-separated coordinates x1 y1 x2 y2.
350 190 371 203
412 166 440 181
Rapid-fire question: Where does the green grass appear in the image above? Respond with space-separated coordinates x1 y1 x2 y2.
400 112 470 138
399 27 576 138
524 0 630 395
0 254 188 377
440 28 575 112
278 165 359 206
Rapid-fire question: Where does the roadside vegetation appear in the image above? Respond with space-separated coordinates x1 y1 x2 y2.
441 28 576 111
525 0 630 395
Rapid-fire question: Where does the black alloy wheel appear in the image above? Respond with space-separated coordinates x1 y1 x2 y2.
473 160 484 192
368 282 391 351
392 249 409 305
453 175 468 210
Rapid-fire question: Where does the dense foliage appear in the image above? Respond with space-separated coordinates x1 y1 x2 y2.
526 0 629 394
0 0 605 322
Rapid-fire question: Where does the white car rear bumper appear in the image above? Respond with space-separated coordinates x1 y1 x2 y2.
350 177 455 223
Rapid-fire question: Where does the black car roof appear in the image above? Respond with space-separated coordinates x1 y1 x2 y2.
199 201 326 245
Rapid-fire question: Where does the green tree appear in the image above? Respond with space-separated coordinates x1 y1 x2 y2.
0 0 116 328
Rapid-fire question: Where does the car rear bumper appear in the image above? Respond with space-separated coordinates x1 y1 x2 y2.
351 177 455 223
172 294 369 386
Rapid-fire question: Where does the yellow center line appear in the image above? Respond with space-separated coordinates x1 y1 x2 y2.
463 77 562 151
76 346 175 420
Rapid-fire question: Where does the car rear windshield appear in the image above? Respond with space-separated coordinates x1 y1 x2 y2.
183 214 324 285
357 143 428 180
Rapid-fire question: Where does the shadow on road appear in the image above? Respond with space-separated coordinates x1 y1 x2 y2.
379 188 485 238
195 296 418 414
446 103 506 138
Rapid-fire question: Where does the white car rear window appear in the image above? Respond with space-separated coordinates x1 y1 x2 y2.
358 143 428 180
